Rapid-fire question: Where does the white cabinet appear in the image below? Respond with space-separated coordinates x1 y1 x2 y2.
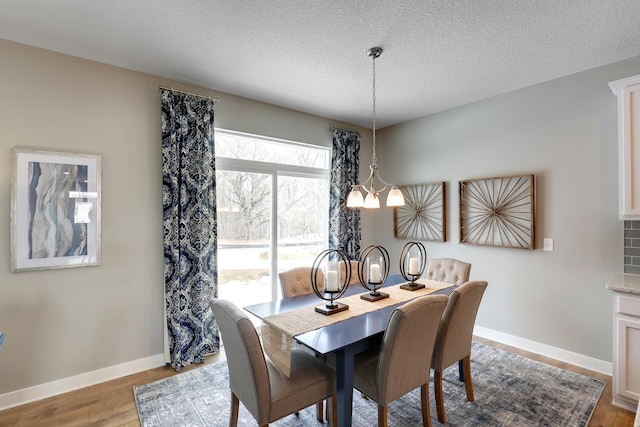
612 291 640 411
610 75 640 219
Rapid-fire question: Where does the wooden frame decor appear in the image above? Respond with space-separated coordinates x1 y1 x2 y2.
394 181 446 242
11 147 101 272
459 174 535 249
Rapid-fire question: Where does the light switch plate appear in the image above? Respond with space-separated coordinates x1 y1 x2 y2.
543 238 554 252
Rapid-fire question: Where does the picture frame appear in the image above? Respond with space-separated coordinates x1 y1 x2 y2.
459 174 535 249
393 181 446 242
11 147 101 272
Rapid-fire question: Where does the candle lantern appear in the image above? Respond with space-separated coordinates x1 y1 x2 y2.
357 245 390 301
400 241 427 291
311 249 351 315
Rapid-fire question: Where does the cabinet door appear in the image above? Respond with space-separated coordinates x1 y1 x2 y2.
610 75 640 218
616 315 640 401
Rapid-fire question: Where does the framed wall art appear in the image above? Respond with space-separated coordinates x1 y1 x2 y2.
11 148 101 272
394 181 446 242
459 174 535 249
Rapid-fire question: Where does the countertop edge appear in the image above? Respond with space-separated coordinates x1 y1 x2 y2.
607 273 640 295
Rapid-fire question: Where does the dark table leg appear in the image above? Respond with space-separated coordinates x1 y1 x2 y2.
333 338 376 427
335 347 354 427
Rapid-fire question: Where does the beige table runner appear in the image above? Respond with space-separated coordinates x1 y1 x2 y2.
262 279 452 376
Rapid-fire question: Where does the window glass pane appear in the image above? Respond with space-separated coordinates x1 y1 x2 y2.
217 170 272 306
276 175 327 298
216 132 329 168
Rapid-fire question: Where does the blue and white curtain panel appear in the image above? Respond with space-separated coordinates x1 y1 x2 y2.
329 127 361 260
161 89 219 370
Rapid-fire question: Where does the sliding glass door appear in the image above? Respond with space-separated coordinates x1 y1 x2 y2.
216 130 330 311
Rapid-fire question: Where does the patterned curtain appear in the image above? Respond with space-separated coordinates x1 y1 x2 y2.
161 89 219 370
329 127 361 259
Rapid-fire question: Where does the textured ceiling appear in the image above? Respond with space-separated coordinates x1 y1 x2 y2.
1 1 640 128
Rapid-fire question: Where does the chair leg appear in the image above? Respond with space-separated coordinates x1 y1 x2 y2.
230 392 239 427
330 394 338 426
462 355 475 402
458 359 464 381
420 383 432 427
434 370 446 424
378 405 388 427
316 400 324 421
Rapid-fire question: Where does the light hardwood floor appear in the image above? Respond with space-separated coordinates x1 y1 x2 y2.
0 337 635 426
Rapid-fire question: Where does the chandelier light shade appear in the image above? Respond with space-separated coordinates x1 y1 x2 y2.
346 47 405 209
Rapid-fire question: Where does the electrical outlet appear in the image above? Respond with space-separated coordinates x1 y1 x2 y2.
543 238 554 252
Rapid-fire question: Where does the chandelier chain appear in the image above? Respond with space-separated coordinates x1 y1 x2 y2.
371 53 377 164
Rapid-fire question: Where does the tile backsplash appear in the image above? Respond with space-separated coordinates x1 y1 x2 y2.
624 221 640 274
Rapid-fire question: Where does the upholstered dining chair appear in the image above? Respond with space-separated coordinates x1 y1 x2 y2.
352 294 448 427
431 280 488 424
339 260 361 286
210 299 337 427
277 266 329 420
425 258 471 285
278 267 323 298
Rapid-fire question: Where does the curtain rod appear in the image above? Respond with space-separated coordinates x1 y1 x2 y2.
159 86 220 102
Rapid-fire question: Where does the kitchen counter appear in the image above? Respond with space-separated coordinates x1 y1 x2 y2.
606 273 640 294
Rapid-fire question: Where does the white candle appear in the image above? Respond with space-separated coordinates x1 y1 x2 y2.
409 257 419 275
326 270 339 292
369 263 381 283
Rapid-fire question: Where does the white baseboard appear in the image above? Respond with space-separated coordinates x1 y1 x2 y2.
0 353 165 411
612 395 639 413
474 325 612 376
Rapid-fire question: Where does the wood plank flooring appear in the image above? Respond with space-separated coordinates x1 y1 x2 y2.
0 337 635 426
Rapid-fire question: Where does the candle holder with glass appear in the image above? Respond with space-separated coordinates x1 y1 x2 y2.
311 249 351 315
358 245 390 301
399 241 427 291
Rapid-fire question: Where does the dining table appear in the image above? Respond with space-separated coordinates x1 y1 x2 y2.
243 274 457 427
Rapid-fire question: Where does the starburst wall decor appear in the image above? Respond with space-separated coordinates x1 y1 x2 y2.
393 182 446 242
459 174 536 249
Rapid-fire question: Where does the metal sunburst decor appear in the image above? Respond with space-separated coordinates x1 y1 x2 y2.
393 182 446 242
459 174 536 249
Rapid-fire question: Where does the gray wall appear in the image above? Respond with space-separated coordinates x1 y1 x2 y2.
0 38 372 398
369 56 640 363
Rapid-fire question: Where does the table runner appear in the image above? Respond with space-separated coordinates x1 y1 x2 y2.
262 279 451 376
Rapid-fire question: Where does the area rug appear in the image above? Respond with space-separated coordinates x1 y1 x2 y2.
133 342 604 426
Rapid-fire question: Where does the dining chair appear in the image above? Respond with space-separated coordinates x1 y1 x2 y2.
431 280 488 423
425 258 471 285
352 294 449 427
210 299 337 427
277 266 329 420
339 260 361 286
278 266 323 298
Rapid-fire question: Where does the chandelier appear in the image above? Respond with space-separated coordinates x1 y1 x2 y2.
346 47 405 209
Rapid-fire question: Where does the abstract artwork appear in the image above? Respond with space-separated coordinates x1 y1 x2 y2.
11 148 101 272
393 182 446 242
459 174 535 249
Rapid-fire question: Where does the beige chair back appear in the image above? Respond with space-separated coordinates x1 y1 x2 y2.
426 258 471 285
209 299 270 423
376 294 448 405
339 260 361 286
432 280 488 370
278 267 323 298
